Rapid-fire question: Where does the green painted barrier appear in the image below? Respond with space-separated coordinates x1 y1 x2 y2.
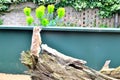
0 26 120 73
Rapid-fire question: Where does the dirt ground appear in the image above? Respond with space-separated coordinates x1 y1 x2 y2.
0 73 31 80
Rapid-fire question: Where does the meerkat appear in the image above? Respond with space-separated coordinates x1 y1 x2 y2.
30 26 42 57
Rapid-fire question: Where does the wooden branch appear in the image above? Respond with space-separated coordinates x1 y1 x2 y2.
41 44 87 65
21 44 119 80
101 60 111 70
41 44 118 80
100 60 120 79
20 27 120 80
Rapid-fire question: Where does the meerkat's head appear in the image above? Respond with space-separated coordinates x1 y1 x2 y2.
34 26 42 32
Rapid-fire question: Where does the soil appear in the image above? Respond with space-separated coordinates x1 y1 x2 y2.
0 73 31 80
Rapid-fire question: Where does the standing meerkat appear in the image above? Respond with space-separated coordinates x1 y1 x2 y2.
30 26 42 57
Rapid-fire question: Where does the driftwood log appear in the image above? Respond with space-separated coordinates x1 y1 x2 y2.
21 27 120 80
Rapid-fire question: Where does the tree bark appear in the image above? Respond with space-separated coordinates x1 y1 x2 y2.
20 27 120 80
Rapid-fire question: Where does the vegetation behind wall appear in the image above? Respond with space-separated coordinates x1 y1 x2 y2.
0 0 120 18
0 0 120 27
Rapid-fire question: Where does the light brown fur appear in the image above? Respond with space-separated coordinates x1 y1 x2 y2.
30 27 42 57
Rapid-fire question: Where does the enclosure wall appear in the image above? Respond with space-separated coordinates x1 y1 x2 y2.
0 26 120 73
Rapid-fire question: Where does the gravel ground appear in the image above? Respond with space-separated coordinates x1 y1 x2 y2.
0 73 31 80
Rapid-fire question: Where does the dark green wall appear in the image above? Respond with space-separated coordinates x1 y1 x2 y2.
0 29 32 74
42 31 120 70
0 26 120 73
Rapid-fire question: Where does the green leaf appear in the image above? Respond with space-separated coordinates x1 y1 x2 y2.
41 18 49 27
23 7 31 16
3 0 11 3
97 2 102 7
26 16 34 25
57 7 65 18
47 4 55 14
36 5 45 19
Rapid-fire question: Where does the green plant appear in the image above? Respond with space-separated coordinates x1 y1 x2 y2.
0 18 3 25
23 4 65 27
36 5 45 20
47 4 54 14
41 18 49 27
57 8 65 18
23 7 34 25
26 16 34 25
0 4 9 11
1 0 120 18
0 0 27 10
54 0 120 18
99 24 108 28
23 7 31 16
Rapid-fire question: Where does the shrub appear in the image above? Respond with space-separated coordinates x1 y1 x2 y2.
23 4 65 27
0 18 3 25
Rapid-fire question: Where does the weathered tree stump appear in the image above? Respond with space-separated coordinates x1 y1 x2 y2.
20 27 120 80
